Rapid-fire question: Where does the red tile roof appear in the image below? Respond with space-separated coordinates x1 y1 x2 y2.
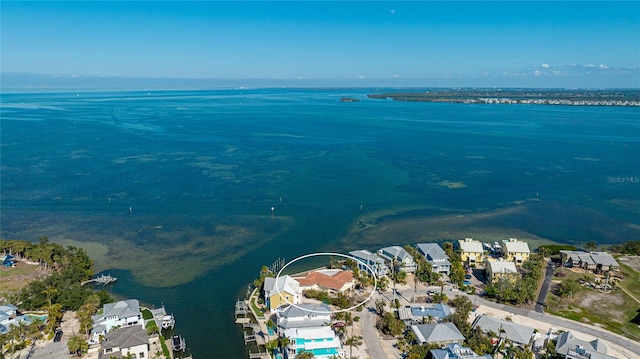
297 270 354 292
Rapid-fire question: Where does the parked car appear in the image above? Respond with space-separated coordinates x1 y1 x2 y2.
53 329 63 342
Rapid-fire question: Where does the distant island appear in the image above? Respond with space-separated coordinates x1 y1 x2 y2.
368 89 640 106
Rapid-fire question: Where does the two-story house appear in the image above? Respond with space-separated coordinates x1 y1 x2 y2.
348 249 388 277
378 246 417 273
484 259 519 283
502 238 530 266
99 325 149 359
457 238 484 266
91 299 143 341
264 275 301 312
416 243 451 275
277 303 343 358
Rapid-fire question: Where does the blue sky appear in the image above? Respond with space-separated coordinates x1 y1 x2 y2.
2 1 639 88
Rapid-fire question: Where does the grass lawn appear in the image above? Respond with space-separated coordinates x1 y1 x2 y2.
0 261 43 292
250 296 265 319
142 308 154 320
546 266 640 341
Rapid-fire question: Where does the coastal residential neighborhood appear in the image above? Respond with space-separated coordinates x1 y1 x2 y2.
2 238 640 359
0 238 190 359
236 239 640 359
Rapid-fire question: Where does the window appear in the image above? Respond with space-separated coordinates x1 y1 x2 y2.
139 352 145 358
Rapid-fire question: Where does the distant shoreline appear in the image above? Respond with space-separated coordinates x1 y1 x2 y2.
368 89 640 106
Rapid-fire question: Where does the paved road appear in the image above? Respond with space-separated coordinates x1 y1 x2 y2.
535 261 555 313
360 293 388 359
18 341 69 359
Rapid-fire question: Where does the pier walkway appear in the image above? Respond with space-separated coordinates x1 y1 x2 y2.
81 274 117 286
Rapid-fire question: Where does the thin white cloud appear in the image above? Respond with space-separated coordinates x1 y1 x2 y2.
541 63 550 68
599 64 608 69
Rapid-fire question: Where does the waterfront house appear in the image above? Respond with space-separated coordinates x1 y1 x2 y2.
457 238 484 266
559 251 619 273
91 299 143 341
501 238 530 266
555 331 616 359
472 315 534 347
99 325 149 359
430 343 493 359
377 246 417 273
282 325 343 359
416 243 451 275
484 259 519 283
398 303 452 325
411 322 465 346
348 249 388 277
0 304 19 334
295 269 354 294
264 275 302 312
276 303 332 329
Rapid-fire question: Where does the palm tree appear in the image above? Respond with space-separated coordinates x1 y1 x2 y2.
346 334 363 358
264 339 278 358
27 318 45 344
375 299 386 316
296 351 314 359
67 335 88 357
277 335 291 354
265 318 276 342
45 303 63 336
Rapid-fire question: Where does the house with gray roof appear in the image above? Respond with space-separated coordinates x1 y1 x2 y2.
472 315 534 347
416 243 451 274
398 303 452 324
378 246 417 273
411 322 464 345
555 331 616 359
91 299 143 342
430 343 493 359
560 251 619 273
99 325 149 359
348 249 388 277
276 303 332 329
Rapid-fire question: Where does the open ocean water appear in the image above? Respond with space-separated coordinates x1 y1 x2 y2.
1 88 639 358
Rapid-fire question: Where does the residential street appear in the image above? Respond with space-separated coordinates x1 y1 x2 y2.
361 280 640 359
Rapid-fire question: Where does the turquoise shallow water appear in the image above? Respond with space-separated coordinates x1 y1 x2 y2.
1 89 638 358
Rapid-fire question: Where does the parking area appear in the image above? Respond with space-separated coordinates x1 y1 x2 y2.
469 266 488 292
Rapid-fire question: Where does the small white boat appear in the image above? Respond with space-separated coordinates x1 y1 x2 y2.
161 314 175 330
171 335 185 352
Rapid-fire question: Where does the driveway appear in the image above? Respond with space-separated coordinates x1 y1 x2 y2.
534 261 555 312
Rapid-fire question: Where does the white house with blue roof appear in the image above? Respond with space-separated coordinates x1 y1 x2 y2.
416 243 451 275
